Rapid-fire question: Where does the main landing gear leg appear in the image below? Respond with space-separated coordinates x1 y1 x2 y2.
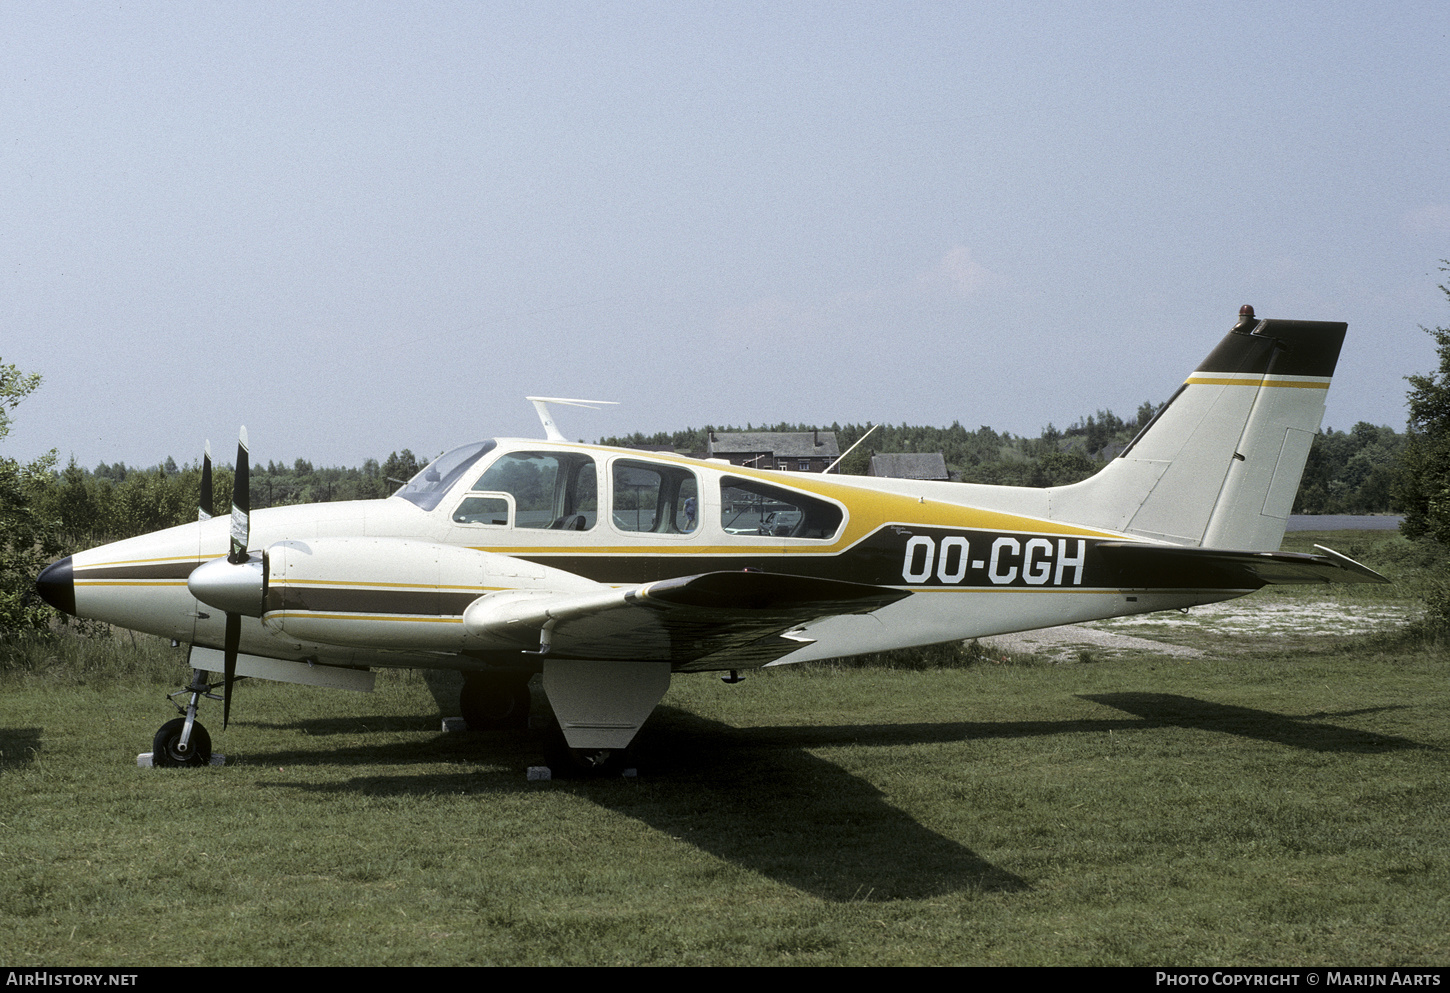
154 667 218 767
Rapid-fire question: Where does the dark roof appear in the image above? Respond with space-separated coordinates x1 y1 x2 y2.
869 453 949 480
707 432 840 460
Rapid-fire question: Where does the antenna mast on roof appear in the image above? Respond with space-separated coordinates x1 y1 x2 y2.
825 423 879 474
526 396 619 442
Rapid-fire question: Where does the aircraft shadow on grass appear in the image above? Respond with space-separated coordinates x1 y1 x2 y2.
231 687 1430 902
1078 693 1432 753
259 702 1028 902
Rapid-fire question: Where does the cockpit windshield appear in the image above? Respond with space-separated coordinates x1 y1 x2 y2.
392 441 497 511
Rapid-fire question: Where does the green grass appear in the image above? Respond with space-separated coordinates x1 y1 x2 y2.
1 530 1446 966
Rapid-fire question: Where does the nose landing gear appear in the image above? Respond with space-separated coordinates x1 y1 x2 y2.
152 666 232 767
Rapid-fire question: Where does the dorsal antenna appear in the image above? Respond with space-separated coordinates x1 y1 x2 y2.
825 423 880 473
526 396 619 442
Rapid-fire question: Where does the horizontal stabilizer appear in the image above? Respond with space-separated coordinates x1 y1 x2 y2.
1095 541 1389 589
464 571 909 667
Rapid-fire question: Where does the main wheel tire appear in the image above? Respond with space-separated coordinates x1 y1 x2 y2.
152 718 212 768
569 747 615 770
559 745 634 777
459 674 531 730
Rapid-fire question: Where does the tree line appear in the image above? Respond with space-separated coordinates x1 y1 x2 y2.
37 450 431 550
32 405 1406 559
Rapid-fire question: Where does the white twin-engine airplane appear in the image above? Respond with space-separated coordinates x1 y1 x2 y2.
36 306 1386 770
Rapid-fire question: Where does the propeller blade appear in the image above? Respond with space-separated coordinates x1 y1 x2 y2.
198 440 213 522
217 426 252 729
228 427 250 564
222 612 240 728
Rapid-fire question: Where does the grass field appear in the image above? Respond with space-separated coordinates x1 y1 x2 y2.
1 530 1446 966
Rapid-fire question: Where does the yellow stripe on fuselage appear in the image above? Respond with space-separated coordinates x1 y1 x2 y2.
268 613 465 623
75 554 198 568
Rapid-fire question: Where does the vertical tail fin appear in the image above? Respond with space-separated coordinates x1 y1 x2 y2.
1050 309 1346 550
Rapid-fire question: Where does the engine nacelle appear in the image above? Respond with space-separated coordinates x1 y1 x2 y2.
259 537 603 651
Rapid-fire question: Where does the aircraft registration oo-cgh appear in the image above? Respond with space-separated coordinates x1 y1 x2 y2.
36 305 1386 771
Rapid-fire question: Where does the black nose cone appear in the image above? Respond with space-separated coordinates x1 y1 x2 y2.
36 557 75 616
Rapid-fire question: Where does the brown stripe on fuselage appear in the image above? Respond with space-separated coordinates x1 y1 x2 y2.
267 585 480 616
74 560 200 581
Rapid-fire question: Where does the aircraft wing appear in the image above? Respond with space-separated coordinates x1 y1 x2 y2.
1095 541 1389 588
462 571 911 670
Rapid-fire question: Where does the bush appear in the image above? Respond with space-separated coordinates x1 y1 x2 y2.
0 628 184 685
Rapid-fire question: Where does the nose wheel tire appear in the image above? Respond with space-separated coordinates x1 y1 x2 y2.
152 718 212 767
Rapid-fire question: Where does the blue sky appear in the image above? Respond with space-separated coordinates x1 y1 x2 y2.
5 2 1448 469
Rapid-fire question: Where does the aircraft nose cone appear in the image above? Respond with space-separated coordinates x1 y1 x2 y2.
36 556 76 616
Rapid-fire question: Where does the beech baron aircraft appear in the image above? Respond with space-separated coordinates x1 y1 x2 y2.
36 307 1386 769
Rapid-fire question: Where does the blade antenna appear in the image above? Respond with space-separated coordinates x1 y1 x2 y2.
526 396 618 442
825 423 879 474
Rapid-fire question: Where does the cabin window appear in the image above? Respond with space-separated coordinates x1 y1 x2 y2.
466 452 597 530
451 494 512 527
611 460 699 533
720 476 843 540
